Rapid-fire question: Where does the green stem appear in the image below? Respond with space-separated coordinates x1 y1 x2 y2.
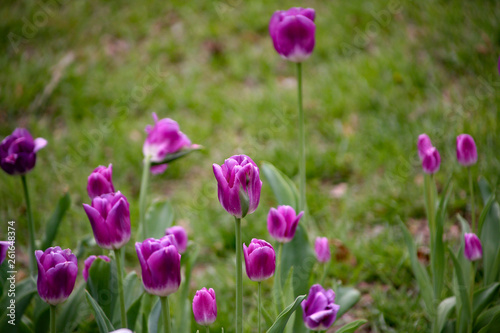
469 262 476 333
320 262 329 286
274 242 284 313
139 155 151 238
114 248 127 328
235 217 243 333
297 62 306 213
468 168 476 233
258 282 262 333
206 326 210 333
161 296 172 333
21 175 36 275
50 305 56 333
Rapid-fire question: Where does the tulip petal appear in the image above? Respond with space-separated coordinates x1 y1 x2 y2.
83 203 111 249
33 138 47 152
276 15 315 62
106 198 131 249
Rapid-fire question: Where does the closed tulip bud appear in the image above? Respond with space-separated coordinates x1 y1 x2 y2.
456 134 478 166
315 237 331 263
135 235 181 296
0 241 10 266
243 239 276 282
464 233 482 261
267 205 304 243
417 134 433 161
213 154 262 219
83 191 131 250
35 247 78 305
0 128 47 175
83 255 110 282
269 7 316 62
165 226 188 254
301 284 340 330
422 147 441 174
192 287 217 326
87 164 115 199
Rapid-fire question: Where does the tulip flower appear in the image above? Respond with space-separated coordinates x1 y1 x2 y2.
165 226 188 254
421 147 441 174
417 134 433 161
110 330 133 333
267 205 304 243
269 7 316 62
0 241 10 266
83 255 110 282
83 191 131 250
315 237 331 263
464 233 482 261
243 239 276 282
456 134 478 167
192 288 217 327
87 164 115 199
301 284 340 331
0 128 47 176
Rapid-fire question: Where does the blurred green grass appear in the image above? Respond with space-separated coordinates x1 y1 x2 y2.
1 0 499 331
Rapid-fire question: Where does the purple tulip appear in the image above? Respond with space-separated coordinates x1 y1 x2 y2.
165 226 188 254
315 237 331 263
421 147 441 174
192 287 217 326
83 255 111 282
267 205 304 243
243 239 276 282
213 154 262 218
0 128 47 175
87 164 115 199
0 241 10 266
83 191 131 250
135 235 181 296
301 284 340 330
35 247 78 305
456 134 478 167
143 113 195 174
464 233 482 261
269 7 316 62
417 134 433 161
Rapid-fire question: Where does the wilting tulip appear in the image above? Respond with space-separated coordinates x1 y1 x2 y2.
301 284 340 330
213 154 262 218
192 287 217 326
269 7 316 62
83 255 110 282
35 247 78 305
83 191 131 250
0 241 10 266
267 205 304 243
165 226 188 254
417 134 433 161
0 128 47 175
464 233 482 261
135 235 181 296
243 239 276 282
421 147 441 174
456 134 478 167
87 164 115 199
315 237 331 263
143 113 195 174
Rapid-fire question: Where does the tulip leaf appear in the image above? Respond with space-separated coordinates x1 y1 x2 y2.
477 310 500 333
148 298 162 333
144 200 174 239
474 305 500 332
0 277 37 329
85 290 115 333
127 293 144 332
267 294 306 333
41 193 71 249
176 245 198 333
150 145 203 166
449 247 471 333
335 319 368 333
57 282 87 333
336 286 362 318
437 296 456 333
261 162 299 210
34 296 50 333
87 257 117 323
473 282 500 320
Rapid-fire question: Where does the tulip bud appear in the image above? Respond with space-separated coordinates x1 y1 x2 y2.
87 164 115 199
35 247 78 305
165 226 188 254
0 241 10 266
422 147 441 174
267 205 304 243
213 154 262 218
0 128 47 175
301 284 340 330
135 235 181 296
464 233 482 261
314 237 331 263
243 239 276 282
83 191 131 250
192 287 217 326
269 7 316 62
83 255 111 282
417 134 433 161
456 134 478 166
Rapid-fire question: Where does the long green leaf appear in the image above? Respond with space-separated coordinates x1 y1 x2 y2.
474 305 500 332
148 298 162 333
335 319 368 333
437 297 456 333
143 200 174 239
150 145 203 166
449 248 471 333
267 295 306 333
87 257 117 322
0 277 36 329
336 287 361 318
473 283 500 319
477 310 500 333
127 294 144 332
57 282 86 333
261 162 299 210
41 193 71 249
85 290 115 333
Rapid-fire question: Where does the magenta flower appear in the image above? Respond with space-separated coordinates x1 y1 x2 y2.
456 134 478 166
135 235 181 296
421 147 441 174
314 237 331 263
301 284 340 330
165 226 188 254
0 241 10 266
87 164 115 199
35 247 78 305
464 233 482 261
213 154 262 218
83 255 111 282
417 134 433 161
267 205 304 243
243 239 276 282
269 7 316 62
192 287 217 326
83 191 131 250
0 128 47 175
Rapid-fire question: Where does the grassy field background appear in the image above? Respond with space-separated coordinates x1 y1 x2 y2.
1 0 499 331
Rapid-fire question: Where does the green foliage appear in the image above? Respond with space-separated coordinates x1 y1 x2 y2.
41 193 71 250
266 295 306 333
85 290 115 333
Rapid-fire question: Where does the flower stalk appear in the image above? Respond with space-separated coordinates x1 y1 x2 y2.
50 305 56 333
468 168 475 232
21 175 36 274
161 296 172 333
139 155 151 238
235 217 243 333
114 248 127 328
258 282 262 333
297 62 306 213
